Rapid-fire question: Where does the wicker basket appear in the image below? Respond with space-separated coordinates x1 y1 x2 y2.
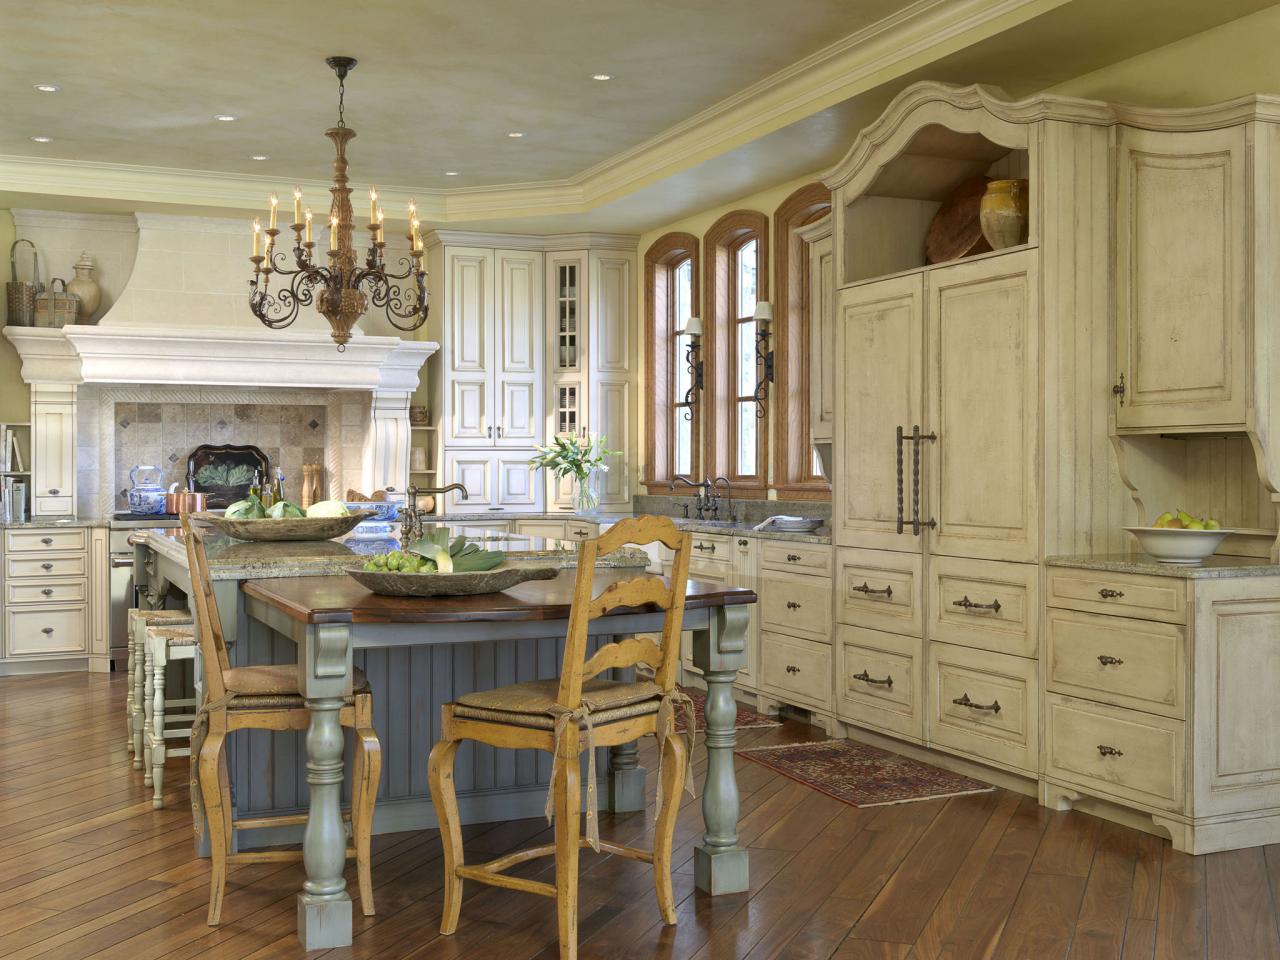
35 278 79 328
6 239 40 327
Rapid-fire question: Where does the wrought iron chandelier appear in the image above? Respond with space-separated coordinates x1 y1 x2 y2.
248 56 428 349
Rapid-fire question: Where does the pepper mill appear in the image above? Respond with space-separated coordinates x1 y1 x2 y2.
300 464 315 509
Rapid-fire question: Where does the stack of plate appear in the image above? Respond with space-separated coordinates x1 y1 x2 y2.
758 515 824 533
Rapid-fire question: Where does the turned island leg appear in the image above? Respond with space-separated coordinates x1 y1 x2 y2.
297 622 355 950
691 604 749 896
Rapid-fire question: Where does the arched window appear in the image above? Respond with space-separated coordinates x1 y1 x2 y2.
704 211 769 494
643 233 700 491
773 182 833 499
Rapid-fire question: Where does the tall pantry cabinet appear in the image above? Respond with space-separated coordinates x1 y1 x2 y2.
424 232 636 514
824 82 1110 782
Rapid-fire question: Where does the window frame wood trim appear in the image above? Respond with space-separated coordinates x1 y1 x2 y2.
703 210 769 497
773 183 834 500
642 232 701 495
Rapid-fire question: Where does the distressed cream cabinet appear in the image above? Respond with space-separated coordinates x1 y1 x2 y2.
1 526 90 672
797 215 836 447
30 385 76 517
1043 562 1280 854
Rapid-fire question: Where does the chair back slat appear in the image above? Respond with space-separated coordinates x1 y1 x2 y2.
179 515 231 701
555 515 692 708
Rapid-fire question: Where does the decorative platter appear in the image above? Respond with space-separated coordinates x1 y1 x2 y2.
193 511 374 542
186 443 270 508
345 563 560 597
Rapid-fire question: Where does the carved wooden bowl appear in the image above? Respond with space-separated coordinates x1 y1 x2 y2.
345 564 560 597
193 511 375 542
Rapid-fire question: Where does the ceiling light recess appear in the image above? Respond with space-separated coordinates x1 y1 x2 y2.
29 136 51 143
507 131 525 138
213 114 238 122
250 154 270 161
33 83 60 93
591 73 613 81
444 171 460 176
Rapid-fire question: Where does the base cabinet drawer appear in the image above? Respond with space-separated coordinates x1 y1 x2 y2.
760 572 832 642
835 625 923 742
6 528 87 554
1046 608 1185 718
7 554 88 579
6 578 88 605
564 521 598 541
761 632 832 711
1044 694 1184 813
835 547 922 637
5 604 88 657
927 642 1038 774
1047 568 1186 624
513 520 567 541
760 542 832 576
930 555 1037 658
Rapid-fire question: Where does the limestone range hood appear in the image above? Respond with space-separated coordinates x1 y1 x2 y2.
2 211 438 517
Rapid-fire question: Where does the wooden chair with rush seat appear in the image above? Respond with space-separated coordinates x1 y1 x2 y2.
180 514 382 925
427 514 696 960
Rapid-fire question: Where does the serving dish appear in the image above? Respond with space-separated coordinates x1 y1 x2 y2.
1123 525 1235 564
345 563 559 597
193 510 374 542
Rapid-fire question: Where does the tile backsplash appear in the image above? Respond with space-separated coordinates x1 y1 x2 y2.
113 401 327 506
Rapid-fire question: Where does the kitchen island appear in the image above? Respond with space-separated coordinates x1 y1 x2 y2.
134 526 756 950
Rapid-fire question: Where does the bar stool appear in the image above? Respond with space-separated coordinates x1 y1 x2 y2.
180 514 382 926
128 608 193 763
427 515 696 960
143 623 200 808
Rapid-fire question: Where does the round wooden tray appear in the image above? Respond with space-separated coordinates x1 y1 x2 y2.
193 510 374 542
925 175 993 264
345 563 559 597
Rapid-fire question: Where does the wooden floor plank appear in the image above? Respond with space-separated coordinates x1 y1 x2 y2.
0 671 1269 960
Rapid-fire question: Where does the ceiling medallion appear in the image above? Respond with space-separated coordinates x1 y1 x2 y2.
248 56 428 349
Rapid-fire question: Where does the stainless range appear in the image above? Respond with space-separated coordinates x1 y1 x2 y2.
108 513 181 662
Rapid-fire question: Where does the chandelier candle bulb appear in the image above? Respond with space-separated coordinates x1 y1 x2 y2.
269 192 278 230
369 187 378 222
329 216 339 252
252 218 261 258
304 208 313 243
292 187 302 225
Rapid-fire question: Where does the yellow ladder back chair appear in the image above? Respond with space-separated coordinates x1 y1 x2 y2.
427 514 696 960
180 514 382 926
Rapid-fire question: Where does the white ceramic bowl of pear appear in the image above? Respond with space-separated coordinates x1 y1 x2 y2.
1124 526 1235 564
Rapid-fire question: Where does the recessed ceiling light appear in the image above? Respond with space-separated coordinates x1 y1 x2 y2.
591 73 613 81
444 171 460 176
29 136 51 143
33 83 60 93
250 154 270 161
213 114 238 122
507 131 525 138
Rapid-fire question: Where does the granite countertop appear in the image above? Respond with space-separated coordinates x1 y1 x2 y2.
1 516 110 528
1047 553 1280 579
441 511 833 545
138 527 649 582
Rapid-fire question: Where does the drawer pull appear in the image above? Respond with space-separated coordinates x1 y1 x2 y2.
694 542 716 553
952 692 1001 714
48 489 60 496
1098 588 1125 600
41 588 54 597
1097 654 1125 666
851 581 893 599
41 562 53 571
786 554 801 562
785 664 800 674
952 595 1002 614
41 627 54 635
852 669 893 688
738 539 749 547
786 601 802 610
40 537 54 545
1097 744 1124 758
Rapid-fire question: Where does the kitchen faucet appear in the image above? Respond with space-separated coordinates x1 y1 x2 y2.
669 476 733 521
401 482 468 548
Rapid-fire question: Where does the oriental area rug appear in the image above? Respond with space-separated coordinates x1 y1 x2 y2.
736 738 995 807
675 685 782 733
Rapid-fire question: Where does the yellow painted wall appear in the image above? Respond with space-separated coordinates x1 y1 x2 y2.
1047 3 1280 103
0 210 27 423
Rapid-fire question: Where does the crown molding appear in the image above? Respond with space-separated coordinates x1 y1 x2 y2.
11 208 137 232
424 229 638 252
0 0 1069 226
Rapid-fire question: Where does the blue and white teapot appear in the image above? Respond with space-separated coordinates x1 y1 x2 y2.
128 464 167 515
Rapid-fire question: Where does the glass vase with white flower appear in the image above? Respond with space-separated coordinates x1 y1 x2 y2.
530 434 618 513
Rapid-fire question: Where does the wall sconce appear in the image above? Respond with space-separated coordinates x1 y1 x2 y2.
751 302 774 419
681 316 704 421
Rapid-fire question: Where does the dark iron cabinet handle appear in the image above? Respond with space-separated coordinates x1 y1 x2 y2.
851 581 893 599
1098 588 1125 599
785 664 800 674
40 537 53 545
952 595 1002 613
694 542 716 553
952 692 1001 714
1097 744 1124 757
41 562 53 571
786 601 801 610
1097 654 1124 666
852 669 893 688
787 554 801 562
41 588 53 597
41 627 54 635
